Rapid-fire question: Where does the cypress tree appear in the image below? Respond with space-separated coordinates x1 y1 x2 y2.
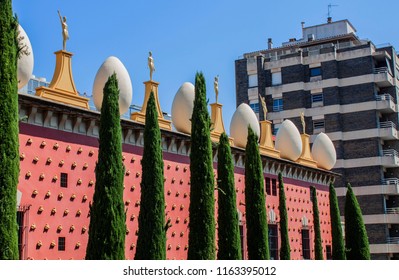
0 0 19 260
188 72 215 260
86 74 126 259
311 186 323 260
217 133 242 260
345 183 370 260
329 182 345 260
245 126 269 260
278 173 290 260
135 92 166 260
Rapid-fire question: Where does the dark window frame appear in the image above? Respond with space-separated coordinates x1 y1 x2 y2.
60 173 68 188
58 237 66 251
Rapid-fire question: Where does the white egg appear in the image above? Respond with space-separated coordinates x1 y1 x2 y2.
171 82 195 134
312 132 336 170
230 103 260 148
92 56 132 115
275 120 302 161
17 25 34 89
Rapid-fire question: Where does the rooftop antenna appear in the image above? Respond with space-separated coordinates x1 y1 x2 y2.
327 3 338 22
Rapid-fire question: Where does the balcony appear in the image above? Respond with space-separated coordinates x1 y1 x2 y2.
379 121 398 140
374 67 394 87
382 178 399 194
382 149 399 167
376 94 396 113
387 237 399 244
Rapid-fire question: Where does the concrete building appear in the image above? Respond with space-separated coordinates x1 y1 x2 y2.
235 18 399 259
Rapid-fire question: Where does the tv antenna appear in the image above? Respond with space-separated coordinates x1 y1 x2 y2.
328 3 338 18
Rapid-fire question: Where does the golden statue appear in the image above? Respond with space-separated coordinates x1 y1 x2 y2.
58 10 69 51
300 111 306 134
214 75 219 103
148 51 155 80
259 94 267 119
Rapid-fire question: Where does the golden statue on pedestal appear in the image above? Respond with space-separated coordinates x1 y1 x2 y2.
259 94 267 119
148 51 155 81
214 75 219 103
57 10 69 51
300 111 306 134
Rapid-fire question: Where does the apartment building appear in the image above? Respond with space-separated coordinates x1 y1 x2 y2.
235 18 399 260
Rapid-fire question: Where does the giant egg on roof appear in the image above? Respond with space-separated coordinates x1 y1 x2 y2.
230 103 260 148
171 82 195 134
17 25 34 89
275 120 302 161
311 132 336 170
92 56 132 115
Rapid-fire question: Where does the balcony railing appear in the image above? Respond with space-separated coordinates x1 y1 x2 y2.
374 67 389 74
385 207 399 214
387 237 399 244
382 178 399 185
375 94 392 101
380 121 396 129
383 149 399 157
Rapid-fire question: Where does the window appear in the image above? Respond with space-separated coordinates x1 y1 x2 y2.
311 93 323 104
265 178 271 196
58 237 66 251
313 120 325 131
269 224 279 260
272 124 280 135
60 173 68 188
239 225 245 259
248 74 258 88
17 209 25 259
249 102 259 114
272 71 282 86
265 178 277 196
271 178 277 196
310 67 322 77
326 245 332 260
301 229 311 259
273 99 283 112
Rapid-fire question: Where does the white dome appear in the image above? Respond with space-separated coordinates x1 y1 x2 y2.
17 25 34 89
92 56 132 115
275 120 302 161
171 82 195 134
312 132 336 170
230 103 260 148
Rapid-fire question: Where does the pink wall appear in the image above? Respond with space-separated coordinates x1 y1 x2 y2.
18 123 332 260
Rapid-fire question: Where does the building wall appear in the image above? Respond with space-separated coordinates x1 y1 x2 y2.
17 96 334 260
236 27 399 259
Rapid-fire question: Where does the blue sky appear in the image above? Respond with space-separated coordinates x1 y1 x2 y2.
13 0 399 133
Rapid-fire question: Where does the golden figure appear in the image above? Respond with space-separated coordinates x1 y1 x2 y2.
259 94 267 119
300 111 306 134
58 10 69 51
214 75 219 103
148 51 155 80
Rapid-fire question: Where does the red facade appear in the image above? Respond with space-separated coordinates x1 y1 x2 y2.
17 94 334 260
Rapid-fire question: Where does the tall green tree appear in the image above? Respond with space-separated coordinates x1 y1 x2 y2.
188 72 215 260
245 126 269 260
135 92 166 260
329 182 346 260
0 0 19 260
278 173 290 260
311 186 323 260
86 74 126 260
345 183 370 260
217 133 242 260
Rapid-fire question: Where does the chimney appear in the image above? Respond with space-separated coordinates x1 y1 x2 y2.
327 17 332 23
301 21 305 29
268 38 273 49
